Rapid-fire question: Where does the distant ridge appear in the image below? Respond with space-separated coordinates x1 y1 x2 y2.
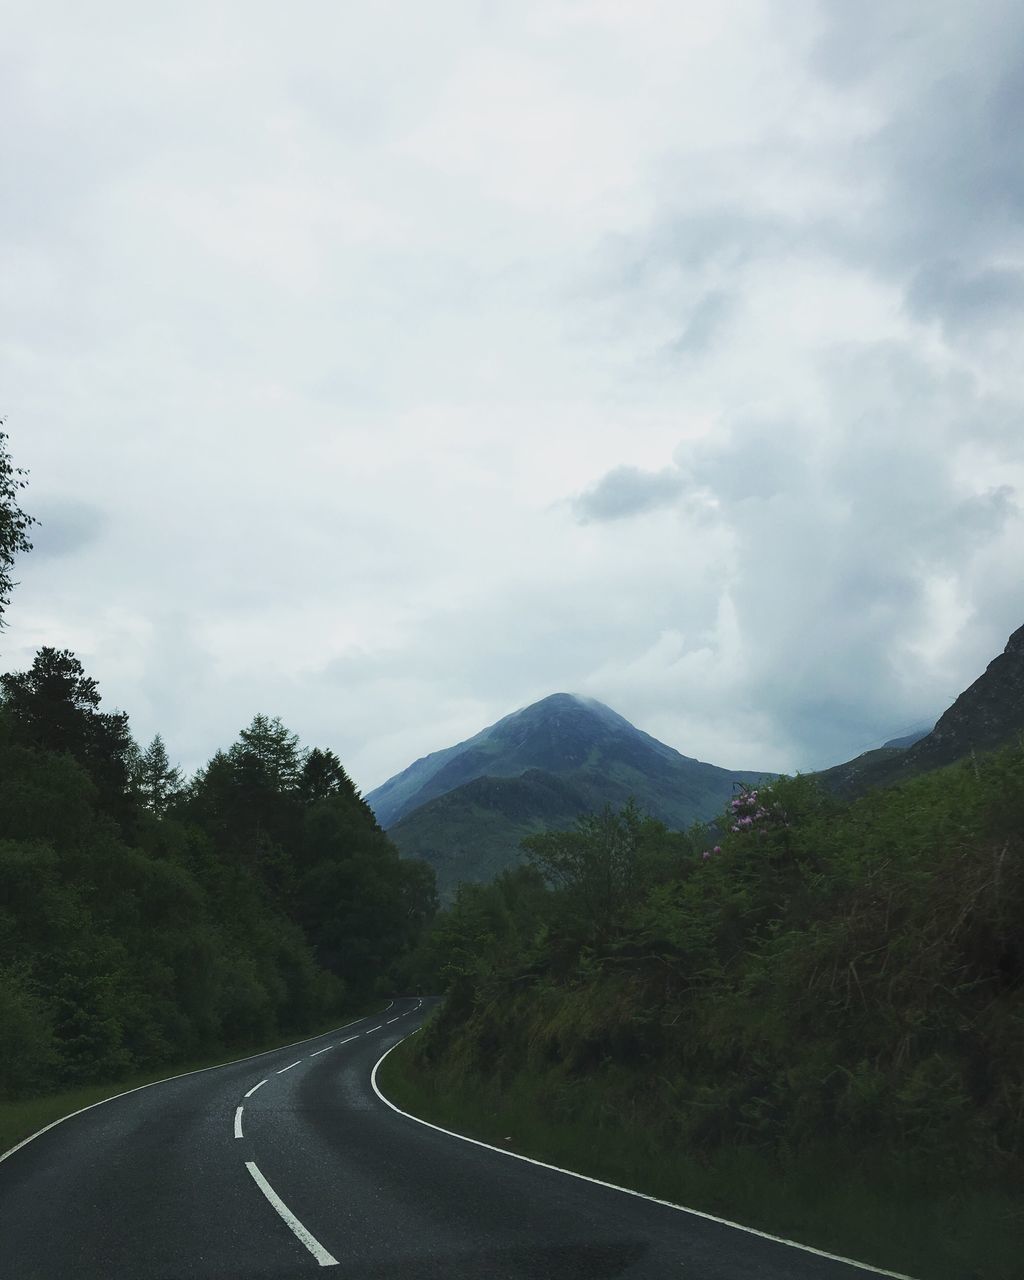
367 693 773 900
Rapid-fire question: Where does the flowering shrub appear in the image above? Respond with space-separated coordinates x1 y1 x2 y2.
729 788 771 833
700 785 788 863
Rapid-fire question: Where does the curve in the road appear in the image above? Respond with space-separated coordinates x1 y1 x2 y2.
370 1036 914 1280
0 1000 397 1168
0 996 916 1280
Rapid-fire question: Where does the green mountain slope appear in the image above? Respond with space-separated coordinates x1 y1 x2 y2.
376 694 772 900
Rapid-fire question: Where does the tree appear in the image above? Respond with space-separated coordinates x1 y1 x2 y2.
299 747 354 804
1 647 102 758
138 734 182 815
0 423 37 631
230 714 301 791
0 648 135 820
523 800 652 941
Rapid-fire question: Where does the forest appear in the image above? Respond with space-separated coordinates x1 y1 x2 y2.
0 427 436 1103
0 648 436 1100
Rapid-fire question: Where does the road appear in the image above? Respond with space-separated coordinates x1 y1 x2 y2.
0 997 908 1279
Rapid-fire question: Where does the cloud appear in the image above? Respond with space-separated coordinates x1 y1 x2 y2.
561 334 1024 768
25 498 106 560
905 261 1024 332
572 465 685 523
669 290 734 355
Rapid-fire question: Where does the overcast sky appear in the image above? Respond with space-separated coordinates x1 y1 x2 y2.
3 0 1023 792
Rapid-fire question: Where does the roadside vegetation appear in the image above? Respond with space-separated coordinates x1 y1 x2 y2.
0 429 436 1135
0 661 435 1110
390 759 1024 1279
0 999 387 1156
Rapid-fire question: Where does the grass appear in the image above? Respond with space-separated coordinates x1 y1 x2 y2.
378 1034 1023 1280
0 1000 389 1157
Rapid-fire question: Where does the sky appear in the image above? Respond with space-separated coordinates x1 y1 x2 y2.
3 0 1024 792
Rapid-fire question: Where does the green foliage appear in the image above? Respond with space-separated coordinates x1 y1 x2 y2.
0 650 437 1104
136 734 182 815
0 648 136 823
410 753 1024 1271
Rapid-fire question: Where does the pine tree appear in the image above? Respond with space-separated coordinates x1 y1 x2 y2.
299 747 357 804
0 648 136 820
231 714 301 791
139 734 182 815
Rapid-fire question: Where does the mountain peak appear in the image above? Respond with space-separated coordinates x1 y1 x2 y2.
375 693 773 900
365 691 769 836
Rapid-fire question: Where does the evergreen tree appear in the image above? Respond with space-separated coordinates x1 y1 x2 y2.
0 647 100 758
231 714 301 791
139 734 182 815
0 422 37 631
0 647 136 821
300 747 356 804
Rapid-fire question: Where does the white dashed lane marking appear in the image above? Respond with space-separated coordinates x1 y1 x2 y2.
246 1161 338 1268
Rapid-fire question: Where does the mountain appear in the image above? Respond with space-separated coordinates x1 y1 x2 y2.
882 727 931 749
367 693 772 900
818 622 1024 797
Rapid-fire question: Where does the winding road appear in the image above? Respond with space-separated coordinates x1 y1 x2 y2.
0 997 909 1279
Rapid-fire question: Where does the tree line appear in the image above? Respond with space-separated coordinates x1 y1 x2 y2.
0 429 436 1099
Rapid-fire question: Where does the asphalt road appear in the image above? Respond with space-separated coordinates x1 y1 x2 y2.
0 997 907 1279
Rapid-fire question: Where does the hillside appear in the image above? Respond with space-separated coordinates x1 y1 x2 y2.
371 694 772 899
398 742 1024 1280
396 625 1024 1279
817 622 1024 797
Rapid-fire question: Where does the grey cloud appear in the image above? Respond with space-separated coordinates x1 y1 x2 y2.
599 6 1024 345
927 486 1020 564
669 291 733 356
809 2 939 89
905 260 1024 331
679 421 808 504
28 498 106 560
575 331 1024 770
572 465 685 524
817 6 1024 292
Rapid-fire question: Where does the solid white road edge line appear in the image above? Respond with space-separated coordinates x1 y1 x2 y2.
369 1036 916 1280
0 1000 400 1167
245 1161 338 1268
277 1060 302 1075
234 1106 244 1139
310 1045 334 1057
245 1079 268 1098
